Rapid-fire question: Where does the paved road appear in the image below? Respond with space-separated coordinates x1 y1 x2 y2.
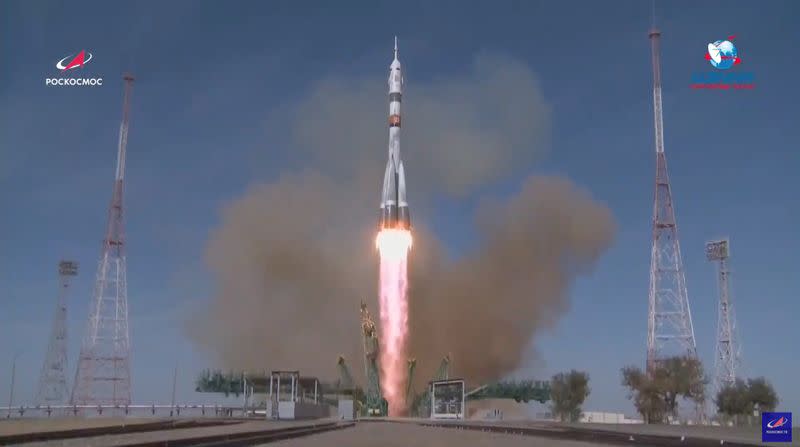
3 418 796 446
20 420 308 447
474 420 798 446
571 422 799 446
263 422 603 447
0 418 163 436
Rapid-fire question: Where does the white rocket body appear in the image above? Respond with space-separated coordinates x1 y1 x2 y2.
379 37 410 230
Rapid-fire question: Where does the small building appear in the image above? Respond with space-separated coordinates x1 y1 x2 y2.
337 398 355 420
580 411 643 424
430 379 466 420
257 371 329 420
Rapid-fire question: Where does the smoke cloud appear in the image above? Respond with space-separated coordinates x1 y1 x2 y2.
408 176 615 384
188 52 616 387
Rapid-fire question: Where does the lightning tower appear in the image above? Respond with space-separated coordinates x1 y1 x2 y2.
36 260 78 406
646 26 699 371
71 74 135 406
705 239 740 395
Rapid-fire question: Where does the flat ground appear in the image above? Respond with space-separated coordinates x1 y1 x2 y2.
264 421 613 447
0 417 163 436
10 420 307 447
571 421 799 446
447 420 799 446
2 418 797 446
466 398 529 419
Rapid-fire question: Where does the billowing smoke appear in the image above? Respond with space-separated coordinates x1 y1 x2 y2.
407 176 614 385
188 52 615 386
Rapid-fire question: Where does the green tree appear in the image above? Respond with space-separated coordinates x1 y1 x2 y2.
550 370 591 422
621 366 665 423
716 379 750 418
621 356 707 424
747 377 779 412
715 377 779 425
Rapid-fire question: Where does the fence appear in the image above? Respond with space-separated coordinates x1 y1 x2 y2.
1 403 264 419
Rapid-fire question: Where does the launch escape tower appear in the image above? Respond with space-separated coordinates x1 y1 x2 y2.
71 75 135 407
645 27 699 371
705 239 740 397
36 261 78 406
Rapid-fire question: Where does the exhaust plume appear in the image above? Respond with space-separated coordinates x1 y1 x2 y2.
188 52 615 387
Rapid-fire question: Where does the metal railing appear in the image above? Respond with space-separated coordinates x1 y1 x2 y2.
1 403 262 419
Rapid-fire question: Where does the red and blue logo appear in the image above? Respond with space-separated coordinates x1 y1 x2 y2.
56 50 93 71
704 35 741 70
763 412 792 443
691 34 755 90
45 50 103 87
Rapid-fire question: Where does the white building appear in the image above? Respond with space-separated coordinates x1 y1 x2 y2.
580 411 643 424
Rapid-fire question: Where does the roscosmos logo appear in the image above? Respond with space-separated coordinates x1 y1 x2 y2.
46 50 103 87
56 50 94 71
767 415 789 429
762 412 792 443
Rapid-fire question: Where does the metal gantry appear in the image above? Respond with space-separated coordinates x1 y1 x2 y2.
71 75 135 407
360 302 386 416
646 26 699 372
705 239 740 395
36 261 78 406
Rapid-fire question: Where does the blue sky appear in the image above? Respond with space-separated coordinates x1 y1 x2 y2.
1 0 798 415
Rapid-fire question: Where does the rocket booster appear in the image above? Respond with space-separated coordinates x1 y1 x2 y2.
379 37 410 230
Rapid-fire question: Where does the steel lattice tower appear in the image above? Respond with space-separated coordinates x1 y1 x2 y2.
360 302 386 416
646 27 699 373
36 260 78 406
705 239 739 395
71 74 135 406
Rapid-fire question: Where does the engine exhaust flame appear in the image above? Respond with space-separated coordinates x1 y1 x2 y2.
376 228 412 415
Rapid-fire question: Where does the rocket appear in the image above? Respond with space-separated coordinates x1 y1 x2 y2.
379 37 410 230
